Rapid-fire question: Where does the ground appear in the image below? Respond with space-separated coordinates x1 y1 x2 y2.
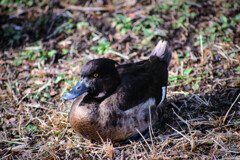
0 0 240 159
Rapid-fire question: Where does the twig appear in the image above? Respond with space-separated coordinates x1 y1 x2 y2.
171 102 181 111
134 144 138 160
109 50 130 60
148 105 156 153
166 124 191 142
120 149 125 160
136 129 153 153
46 22 69 39
170 109 196 151
67 6 113 11
2 140 25 145
6 66 19 104
33 80 51 96
1 154 11 160
189 94 209 106
223 93 240 125
200 34 204 63
9 8 33 19
60 2 114 12
17 89 31 106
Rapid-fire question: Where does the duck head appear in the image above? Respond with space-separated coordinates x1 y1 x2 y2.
63 58 120 100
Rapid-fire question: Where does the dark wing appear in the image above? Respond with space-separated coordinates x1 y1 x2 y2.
104 56 168 111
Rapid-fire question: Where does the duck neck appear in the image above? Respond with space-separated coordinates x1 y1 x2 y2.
95 71 121 99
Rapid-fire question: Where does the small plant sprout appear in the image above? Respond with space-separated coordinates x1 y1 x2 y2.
90 39 113 55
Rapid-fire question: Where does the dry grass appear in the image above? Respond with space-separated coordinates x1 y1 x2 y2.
1 43 239 160
1 0 240 159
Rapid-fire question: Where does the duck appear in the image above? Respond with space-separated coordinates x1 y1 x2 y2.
63 41 172 143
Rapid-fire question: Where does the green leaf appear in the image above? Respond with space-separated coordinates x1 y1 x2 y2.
230 53 236 58
173 0 178 4
169 76 178 82
55 74 66 84
27 0 34 6
233 2 239 8
162 3 169 10
43 93 51 99
67 80 74 86
48 49 57 57
237 66 240 72
206 27 216 33
221 16 228 24
203 71 208 75
62 49 69 55
90 40 112 55
39 56 48 61
190 12 197 18
98 40 110 47
40 97 46 102
31 53 38 60
143 29 153 40
178 75 185 79
76 22 89 29
90 46 98 51
192 83 199 91
172 22 181 29
235 14 240 21
184 68 193 76
13 58 22 66
13 32 21 40
26 125 37 131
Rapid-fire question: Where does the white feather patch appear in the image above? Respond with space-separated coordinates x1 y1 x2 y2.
159 86 166 106
125 98 156 114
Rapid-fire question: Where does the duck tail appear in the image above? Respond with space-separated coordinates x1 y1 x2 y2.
150 40 172 68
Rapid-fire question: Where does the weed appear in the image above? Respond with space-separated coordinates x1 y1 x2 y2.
76 22 90 29
13 45 58 66
143 29 154 41
54 18 76 35
134 15 166 49
26 125 37 132
178 51 191 61
172 3 196 29
62 48 69 55
55 74 66 84
169 76 178 82
235 14 240 21
66 77 79 86
1 0 53 12
192 83 200 91
153 1 196 29
112 14 133 34
184 68 193 76
90 39 113 55
43 92 51 99
197 12 238 45
40 93 51 102
153 2 169 12
237 66 240 72
3 26 28 46
144 15 164 28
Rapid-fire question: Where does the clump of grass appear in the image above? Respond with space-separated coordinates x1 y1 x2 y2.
13 46 57 66
90 39 113 55
112 14 133 34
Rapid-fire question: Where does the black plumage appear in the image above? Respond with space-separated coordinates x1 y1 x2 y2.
63 41 172 142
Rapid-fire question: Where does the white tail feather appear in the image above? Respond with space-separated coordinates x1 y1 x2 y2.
150 40 172 68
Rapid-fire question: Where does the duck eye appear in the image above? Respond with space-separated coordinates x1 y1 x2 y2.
93 73 98 78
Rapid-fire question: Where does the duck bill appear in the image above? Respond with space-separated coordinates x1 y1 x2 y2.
63 80 88 100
